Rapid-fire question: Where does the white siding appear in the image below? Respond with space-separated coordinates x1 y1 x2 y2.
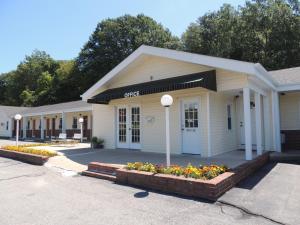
0 112 11 137
216 69 248 91
279 92 300 130
108 56 211 89
92 104 115 149
210 92 238 155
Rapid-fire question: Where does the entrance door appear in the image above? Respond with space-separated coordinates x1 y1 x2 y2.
117 106 141 149
32 120 36 137
181 99 201 154
237 97 257 148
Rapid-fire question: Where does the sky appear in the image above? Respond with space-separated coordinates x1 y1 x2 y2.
0 0 246 74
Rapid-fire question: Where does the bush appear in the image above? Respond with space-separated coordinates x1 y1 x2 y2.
125 162 228 180
91 136 104 148
2 145 57 157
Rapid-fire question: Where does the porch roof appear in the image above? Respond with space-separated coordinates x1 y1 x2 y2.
88 70 216 104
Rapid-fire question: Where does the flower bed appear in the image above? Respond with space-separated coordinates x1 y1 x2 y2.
115 153 270 200
2 145 57 157
126 162 228 180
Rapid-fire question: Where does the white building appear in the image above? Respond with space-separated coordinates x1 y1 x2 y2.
0 101 92 140
0 106 28 138
82 45 299 160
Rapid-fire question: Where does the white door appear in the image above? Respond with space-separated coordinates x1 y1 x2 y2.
237 97 256 148
181 99 201 154
117 106 141 149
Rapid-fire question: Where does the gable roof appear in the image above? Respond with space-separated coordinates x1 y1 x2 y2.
81 45 277 100
0 105 29 117
269 67 300 85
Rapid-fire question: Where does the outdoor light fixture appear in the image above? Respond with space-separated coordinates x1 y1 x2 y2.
161 94 173 167
78 117 84 143
14 114 22 147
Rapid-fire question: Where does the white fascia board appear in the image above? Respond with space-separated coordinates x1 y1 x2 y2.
21 107 92 117
81 45 277 99
253 64 277 90
277 84 300 92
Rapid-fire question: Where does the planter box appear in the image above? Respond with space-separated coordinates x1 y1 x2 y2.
116 153 270 201
0 149 49 165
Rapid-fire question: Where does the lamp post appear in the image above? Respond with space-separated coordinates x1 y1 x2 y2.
14 114 22 147
78 117 84 143
160 94 173 167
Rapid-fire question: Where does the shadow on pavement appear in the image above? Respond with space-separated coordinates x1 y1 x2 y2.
236 162 277 190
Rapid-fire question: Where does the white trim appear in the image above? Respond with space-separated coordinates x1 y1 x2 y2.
271 91 282 152
206 93 212 157
21 107 92 117
243 87 252 160
81 45 277 100
255 92 262 155
277 84 300 92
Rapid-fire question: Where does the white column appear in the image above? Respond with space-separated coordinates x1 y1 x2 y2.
206 92 212 157
255 92 262 155
243 87 252 160
22 117 27 139
263 96 271 151
271 91 281 152
40 116 44 140
62 112 66 133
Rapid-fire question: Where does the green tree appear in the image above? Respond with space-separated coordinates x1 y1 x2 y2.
74 14 182 94
182 0 300 70
183 4 240 59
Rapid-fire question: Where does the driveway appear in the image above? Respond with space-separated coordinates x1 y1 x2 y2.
0 157 279 225
219 162 300 225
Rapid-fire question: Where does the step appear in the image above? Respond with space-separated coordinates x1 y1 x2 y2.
82 170 116 182
270 152 300 163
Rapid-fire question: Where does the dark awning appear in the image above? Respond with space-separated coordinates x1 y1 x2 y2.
88 70 216 104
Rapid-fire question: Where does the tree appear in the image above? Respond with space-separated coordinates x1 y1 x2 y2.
74 14 182 94
183 4 241 59
182 0 300 70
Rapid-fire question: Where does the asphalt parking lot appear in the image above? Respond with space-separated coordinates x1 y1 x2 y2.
0 157 286 225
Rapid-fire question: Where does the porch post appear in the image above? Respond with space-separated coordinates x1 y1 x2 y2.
255 92 262 155
243 87 252 160
40 115 44 140
206 92 212 157
22 117 27 139
62 112 66 133
271 91 281 152
263 96 271 151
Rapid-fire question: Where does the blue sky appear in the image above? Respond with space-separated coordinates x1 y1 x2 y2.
0 0 246 74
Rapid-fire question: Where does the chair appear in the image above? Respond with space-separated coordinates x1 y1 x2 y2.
58 133 67 140
73 133 82 140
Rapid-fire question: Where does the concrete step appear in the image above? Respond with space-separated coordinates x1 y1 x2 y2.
270 152 300 163
82 170 116 182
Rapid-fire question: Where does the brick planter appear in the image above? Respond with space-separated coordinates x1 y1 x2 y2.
0 149 49 165
116 153 270 201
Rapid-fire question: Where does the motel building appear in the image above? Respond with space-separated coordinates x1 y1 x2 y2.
81 45 300 160
0 101 92 140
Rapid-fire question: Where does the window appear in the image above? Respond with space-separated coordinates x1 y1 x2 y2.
227 104 232 130
6 121 9 130
72 117 77 129
39 120 41 129
59 118 62 129
27 120 30 130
